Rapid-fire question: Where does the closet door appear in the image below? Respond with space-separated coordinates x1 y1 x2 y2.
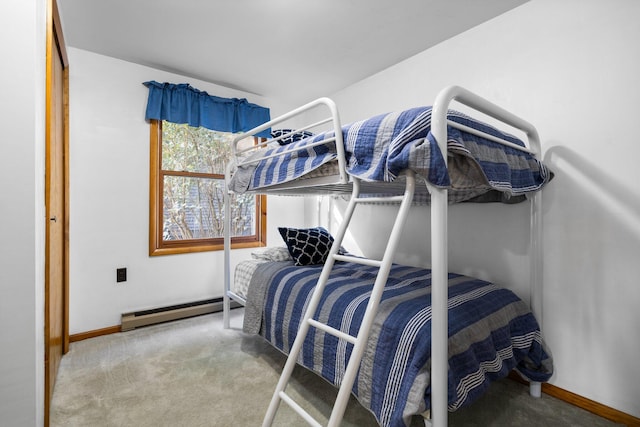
45 0 69 424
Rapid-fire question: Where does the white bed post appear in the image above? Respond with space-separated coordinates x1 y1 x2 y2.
429 87 457 427
526 118 544 399
429 187 448 427
223 166 232 329
529 182 543 398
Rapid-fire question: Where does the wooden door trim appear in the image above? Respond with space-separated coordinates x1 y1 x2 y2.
45 0 69 425
46 0 69 352
48 0 69 351
51 0 70 357
62 58 69 354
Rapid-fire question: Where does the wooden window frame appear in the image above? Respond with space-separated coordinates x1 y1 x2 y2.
149 119 266 256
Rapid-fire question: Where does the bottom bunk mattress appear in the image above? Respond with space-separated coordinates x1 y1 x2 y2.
242 260 553 427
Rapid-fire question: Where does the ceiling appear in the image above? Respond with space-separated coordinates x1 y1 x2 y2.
58 0 527 104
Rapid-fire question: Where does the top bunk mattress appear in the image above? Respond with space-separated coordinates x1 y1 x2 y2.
228 107 553 203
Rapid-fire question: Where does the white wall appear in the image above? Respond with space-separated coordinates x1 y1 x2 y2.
325 0 640 418
0 0 46 425
67 48 305 334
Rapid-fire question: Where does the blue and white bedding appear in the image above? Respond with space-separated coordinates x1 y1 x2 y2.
243 261 553 427
229 108 552 203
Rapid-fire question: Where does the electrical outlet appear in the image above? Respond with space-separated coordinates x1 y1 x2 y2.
116 268 127 283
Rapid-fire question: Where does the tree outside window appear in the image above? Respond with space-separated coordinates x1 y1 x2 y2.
149 120 266 255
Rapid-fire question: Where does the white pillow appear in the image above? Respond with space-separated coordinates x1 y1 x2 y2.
251 246 293 262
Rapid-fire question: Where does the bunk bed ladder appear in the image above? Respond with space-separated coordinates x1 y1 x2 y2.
262 172 417 427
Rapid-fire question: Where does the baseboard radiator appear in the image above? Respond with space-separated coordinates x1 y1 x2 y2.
121 297 241 332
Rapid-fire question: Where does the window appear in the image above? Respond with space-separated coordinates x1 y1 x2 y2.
149 120 266 255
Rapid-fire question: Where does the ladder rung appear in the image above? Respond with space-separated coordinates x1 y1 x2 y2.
354 195 405 204
307 319 357 345
332 253 382 267
279 391 323 427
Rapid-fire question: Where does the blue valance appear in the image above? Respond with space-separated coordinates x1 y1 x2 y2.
143 81 271 138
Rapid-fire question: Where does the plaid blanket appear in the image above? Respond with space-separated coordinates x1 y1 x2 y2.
243 261 553 427
229 108 552 203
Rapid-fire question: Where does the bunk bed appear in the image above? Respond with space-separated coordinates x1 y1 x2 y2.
222 86 553 427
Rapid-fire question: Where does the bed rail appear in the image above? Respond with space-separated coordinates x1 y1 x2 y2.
230 97 349 186
226 87 542 200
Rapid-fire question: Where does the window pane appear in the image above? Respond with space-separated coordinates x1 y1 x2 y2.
161 121 232 174
229 192 257 237
162 175 255 241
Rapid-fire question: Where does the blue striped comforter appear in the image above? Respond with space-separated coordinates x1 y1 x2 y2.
245 261 553 427
229 108 552 203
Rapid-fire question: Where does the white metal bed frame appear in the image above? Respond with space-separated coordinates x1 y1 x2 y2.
223 85 544 427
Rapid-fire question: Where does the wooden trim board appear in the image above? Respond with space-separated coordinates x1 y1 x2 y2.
70 325 121 343
508 372 639 426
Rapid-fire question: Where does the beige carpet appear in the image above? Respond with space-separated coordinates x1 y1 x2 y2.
51 309 621 426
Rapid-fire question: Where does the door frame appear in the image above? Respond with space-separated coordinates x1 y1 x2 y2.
45 0 69 423
47 0 69 353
